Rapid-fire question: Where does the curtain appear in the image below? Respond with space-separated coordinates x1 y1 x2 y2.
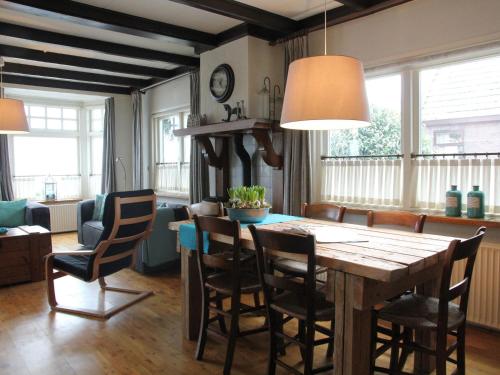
101 97 117 194
189 70 208 204
410 158 500 214
282 35 312 215
131 90 143 190
0 135 14 200
321 158 403 207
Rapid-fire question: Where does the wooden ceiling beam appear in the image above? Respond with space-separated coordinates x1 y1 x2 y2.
2 73 131 95
2 0 218 50
168 0 298 33
335 0 370 11
3 62 149 88
0 44 175 78
0 22 199 67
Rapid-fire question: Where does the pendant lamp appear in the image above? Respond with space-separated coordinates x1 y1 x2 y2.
0 57 29 134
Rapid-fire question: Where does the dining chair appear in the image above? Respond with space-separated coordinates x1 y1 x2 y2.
249 225 335 375
273 202 347 278
372 226 486 375
45 190 157 319
368 210 427 366
193 215 266 375
367 210 426 233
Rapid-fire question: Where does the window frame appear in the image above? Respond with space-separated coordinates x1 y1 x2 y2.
151 106 191 199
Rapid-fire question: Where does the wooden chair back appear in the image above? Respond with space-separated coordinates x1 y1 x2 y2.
193 215 242 285
367 210 426 233
438 227 486 327
91 190 157 281
249 225 317 321
302 202 346 222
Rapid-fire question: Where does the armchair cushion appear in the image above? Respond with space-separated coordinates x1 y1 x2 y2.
81 220 104 249
77 199 96 245
53 254 93 281
92 194 107 221
25 201 51 230
0 199 27 227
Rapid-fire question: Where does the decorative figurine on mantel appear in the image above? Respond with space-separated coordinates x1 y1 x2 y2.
222 100 247 122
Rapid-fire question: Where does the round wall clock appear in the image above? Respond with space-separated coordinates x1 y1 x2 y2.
209 63 235 103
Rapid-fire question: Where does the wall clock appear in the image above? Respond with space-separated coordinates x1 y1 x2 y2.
209 63 235 103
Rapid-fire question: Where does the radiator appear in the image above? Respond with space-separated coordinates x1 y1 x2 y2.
451 242 500 330
48 203 78 233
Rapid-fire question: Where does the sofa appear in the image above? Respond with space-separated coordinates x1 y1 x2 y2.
77 199 188 273
26 201 51 230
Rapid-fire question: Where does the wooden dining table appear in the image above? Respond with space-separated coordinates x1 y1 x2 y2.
168 217 464 375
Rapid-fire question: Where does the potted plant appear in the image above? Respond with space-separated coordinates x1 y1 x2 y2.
226 185 271 223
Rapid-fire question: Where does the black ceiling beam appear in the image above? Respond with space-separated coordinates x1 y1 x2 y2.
168 0 298 33
0 44 176 78
298 0 414 33
3 62 149 88
0 22 199 67
2 0 217 50
217 23 286 46
2 73 131 95
335 0 370 11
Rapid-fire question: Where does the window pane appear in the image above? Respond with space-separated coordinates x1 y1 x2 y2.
29 118 45 129
63 108 77 119
183 136 191 163
13 136 79 176
30 106 45 117
47 107 61 118
329 74 402 156
160 116 180 163
63 120 78 131
92 108 102 120
91 136 103 175
420 55 500 153
47 118 62 130
91 119 103 132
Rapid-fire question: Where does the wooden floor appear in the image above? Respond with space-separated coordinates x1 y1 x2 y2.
0 232 498 375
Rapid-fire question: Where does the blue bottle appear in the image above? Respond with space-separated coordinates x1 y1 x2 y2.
467 185 485 219
445 185 462 217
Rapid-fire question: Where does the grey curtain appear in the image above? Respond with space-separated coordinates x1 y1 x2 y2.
0 135 14 200
189 70 208 204
282 35 312 215
131 90 143 190
101 97 117 194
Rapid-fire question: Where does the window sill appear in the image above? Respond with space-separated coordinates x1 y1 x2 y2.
37 199 82 205
155 191 189 200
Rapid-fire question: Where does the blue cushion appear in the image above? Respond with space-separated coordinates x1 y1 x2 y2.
92 194 107 221
0 199 27 227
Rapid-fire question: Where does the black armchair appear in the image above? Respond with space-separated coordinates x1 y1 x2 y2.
25 201 51 230
45 190 157 319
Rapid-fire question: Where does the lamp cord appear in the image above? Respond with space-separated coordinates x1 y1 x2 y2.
324 0 327 55
0 57 3 99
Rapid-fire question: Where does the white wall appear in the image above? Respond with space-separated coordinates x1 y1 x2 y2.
308 0 500 67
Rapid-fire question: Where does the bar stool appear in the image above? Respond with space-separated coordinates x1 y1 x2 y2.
372 226 486 374
249 225 335 375
193 215 266 375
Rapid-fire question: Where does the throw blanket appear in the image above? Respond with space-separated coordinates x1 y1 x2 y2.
179 214 301 252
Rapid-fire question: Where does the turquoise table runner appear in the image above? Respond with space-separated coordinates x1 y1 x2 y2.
179 214 301 252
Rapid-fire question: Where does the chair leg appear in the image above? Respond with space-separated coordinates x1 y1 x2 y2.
298 319 306 361
370 310 378 374
456 325 466 375
435 332 448 375
326 319 334 358
304 320 316 375
253 292 261 308
98 277 107 289
45 257 57 308
389 324 400 374
216 292 227 334
277 312 286 356
267 310 278 375
196 289 209 361
223 294 241 375
398 327 412 372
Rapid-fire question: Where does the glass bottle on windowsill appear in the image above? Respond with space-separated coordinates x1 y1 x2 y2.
445 185 462 217
467 185 485 219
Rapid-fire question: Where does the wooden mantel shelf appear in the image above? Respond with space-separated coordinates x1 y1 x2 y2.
173 118 279 137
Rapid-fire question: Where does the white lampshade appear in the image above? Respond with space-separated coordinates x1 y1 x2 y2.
280 55 370 130
0 98 29 134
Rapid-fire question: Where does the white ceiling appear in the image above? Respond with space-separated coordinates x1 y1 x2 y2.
5 86 107 102
235 0 342 20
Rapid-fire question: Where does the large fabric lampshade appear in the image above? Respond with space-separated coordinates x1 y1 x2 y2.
0 98 29 134
280 55 370 130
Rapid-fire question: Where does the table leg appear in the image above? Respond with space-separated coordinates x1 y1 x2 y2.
414 276 440 374
328 271 372 375
181 246 201 341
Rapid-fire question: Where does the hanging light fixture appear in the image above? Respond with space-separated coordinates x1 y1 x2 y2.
0 57 29 134
280 1 370 130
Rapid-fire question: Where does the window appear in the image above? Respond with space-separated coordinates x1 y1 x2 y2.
11 102 104 201
321 53 500 215
153 109 190 197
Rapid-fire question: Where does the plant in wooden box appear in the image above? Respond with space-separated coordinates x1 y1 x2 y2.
226 185 270 223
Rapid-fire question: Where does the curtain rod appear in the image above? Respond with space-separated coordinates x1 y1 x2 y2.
411 152 500 159
321 154 403 160
140 71 194 93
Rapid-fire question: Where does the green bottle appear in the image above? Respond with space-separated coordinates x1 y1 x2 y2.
467 185 485 219
445 185 462 217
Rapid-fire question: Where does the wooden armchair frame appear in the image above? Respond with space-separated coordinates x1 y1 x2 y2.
45 194 157 320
